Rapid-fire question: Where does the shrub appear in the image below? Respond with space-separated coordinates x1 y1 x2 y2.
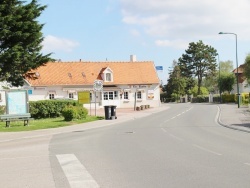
191 95 209 103
62 105 88 121
29 100 79 119
0 105 5 114
241 93 249 105
222 94 235 103
75 106 88 119
62 106 77 121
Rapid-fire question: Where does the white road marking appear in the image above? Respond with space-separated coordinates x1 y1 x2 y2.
193 144 222 156
169 133 184 141
162 107 193 124
57 154 100 188
161 128 184 141
244 163 250 166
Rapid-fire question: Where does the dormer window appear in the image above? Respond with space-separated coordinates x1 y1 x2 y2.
106 73 111 81
100 67 113 82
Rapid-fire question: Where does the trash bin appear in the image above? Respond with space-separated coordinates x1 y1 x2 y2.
110 105 117 119
104 106 112 120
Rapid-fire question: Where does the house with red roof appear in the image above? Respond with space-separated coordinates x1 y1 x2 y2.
23 56 161 108
232 64 250 94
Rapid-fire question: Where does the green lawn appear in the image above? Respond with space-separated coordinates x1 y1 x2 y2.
0 116 104 132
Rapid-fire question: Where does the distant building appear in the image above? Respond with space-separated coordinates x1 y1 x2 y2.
232 64 250 94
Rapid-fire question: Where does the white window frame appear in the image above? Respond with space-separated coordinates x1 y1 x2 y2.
106 73 112 82
137 91 142 99
124 92 129 100
69 93 74 99
49 93 55 99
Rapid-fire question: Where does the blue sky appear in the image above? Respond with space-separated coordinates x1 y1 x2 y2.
37 0 250 84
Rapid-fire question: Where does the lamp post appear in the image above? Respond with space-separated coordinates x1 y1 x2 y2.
218 54 222 103
218 32 240 108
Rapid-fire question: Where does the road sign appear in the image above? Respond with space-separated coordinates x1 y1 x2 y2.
93 80 103 92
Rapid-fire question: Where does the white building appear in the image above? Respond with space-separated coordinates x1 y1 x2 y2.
23 56 161 108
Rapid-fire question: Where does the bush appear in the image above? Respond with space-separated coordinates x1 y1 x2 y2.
62 106 77 121
241 93 249 105
191 95 209 103
0 105 6 114
29 100 79 119
75 106 88 119
62 105 88 121
222 94 235 103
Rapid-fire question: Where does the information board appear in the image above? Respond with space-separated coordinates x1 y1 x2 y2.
78 91 90 104
6 90 29 114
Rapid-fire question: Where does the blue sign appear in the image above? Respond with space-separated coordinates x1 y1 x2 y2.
156 66 163 71
28 90 33 95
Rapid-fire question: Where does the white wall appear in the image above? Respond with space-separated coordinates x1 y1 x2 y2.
24 84 161 108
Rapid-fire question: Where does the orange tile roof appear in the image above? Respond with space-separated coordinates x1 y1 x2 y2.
25 61 160 86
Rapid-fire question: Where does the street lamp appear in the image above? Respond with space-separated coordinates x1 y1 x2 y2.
218 32 240 108
218 54 222 103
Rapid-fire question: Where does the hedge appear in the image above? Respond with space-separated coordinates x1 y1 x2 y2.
29 100 81 119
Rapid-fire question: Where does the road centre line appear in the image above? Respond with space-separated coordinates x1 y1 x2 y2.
161 128 184 141
193 144 222 156
56 154 100 188
163 107 193 123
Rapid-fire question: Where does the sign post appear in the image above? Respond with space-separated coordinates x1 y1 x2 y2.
93 80 103 116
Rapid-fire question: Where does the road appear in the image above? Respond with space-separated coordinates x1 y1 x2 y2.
0 103 249 188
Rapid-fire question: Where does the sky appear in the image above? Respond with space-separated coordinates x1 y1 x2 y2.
36 0 250 84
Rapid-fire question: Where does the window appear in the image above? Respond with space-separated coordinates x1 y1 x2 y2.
109 92 113 100
137 91 142 99
49 93 55 99
90 93 92 101
69 93 74 99
104 92 108 100
106 73 111 81
114 91 118 99
103 91 118 100
124 92 129 99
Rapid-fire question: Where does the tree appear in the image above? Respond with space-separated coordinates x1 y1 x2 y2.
0 0 53 86
243 54 250 83
220 60 234 73
163 64 187 102
178 40 217 95
218 72 235 93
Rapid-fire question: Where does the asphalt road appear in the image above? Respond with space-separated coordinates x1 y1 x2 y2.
0 103 250 188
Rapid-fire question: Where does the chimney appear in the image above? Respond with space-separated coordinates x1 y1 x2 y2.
130 55 136 62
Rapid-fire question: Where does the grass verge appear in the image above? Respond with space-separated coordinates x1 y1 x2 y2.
0 116 104 132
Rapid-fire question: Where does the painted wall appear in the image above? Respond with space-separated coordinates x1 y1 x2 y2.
23 84 161 108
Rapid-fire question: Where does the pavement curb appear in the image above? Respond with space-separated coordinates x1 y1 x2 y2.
217 105 250 133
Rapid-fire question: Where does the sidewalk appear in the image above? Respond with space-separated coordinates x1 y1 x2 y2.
218 103 250 133
0 103 249 142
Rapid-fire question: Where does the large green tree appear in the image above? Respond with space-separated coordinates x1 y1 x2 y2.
0 0 53 86
178 40 217 95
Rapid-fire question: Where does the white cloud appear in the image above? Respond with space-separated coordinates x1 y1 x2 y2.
120 0 250 41
42 35 80 53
